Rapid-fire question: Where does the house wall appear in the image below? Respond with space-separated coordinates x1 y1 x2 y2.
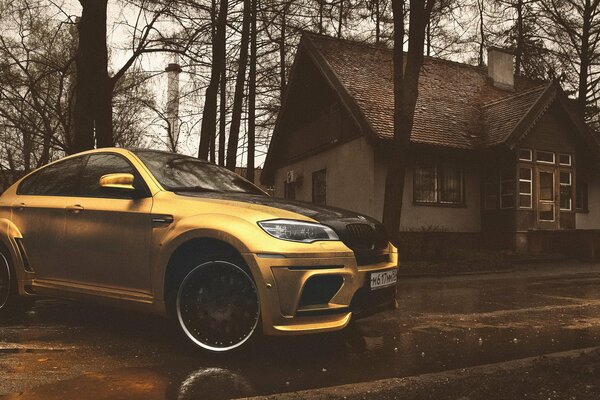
577 173 600 229
273 137 377 217
372 155 482 232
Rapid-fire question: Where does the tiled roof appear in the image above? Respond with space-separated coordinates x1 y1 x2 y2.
307 34 547 149
482 85 549 146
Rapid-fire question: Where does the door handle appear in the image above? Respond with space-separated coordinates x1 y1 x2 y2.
12 203 26 211
66 204 84 214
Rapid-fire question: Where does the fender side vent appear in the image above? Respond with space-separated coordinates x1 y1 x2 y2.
15 238 33 272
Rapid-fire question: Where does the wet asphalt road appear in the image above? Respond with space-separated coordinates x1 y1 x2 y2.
2 264 600 399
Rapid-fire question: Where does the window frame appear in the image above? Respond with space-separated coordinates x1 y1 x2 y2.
518 167 533 209
535 150 556 165
559 170 573 211
17 152 150 200
576 173 589 212
413 163 465 207
559 153 572 166
77 153 149 199
16 156 86 197
519 148 533 162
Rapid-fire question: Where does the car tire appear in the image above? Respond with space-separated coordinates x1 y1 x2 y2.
176 260 260 353
0 247 30 315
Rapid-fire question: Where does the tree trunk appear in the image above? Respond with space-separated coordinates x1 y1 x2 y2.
73 0 110 153
382 0 435 243
578 0 592 116
218 67 227 166
375 0 381 44
280 8 287 101
199 0 229 160
478 0 485 67
338 0 344 38
226 0 251 171
319 0 324 34
247 0 257 183
514 0 523 75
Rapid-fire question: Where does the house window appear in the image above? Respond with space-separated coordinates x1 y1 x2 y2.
519 148 532 162
439 166 463 203
519 167 532 208
559 153 572 166
312 169 327 205
560 171 573 211
536 150 555 164
500 168 515 209
414 164 438 203
576 174 588 211
414 164 464 205
284 181 296 200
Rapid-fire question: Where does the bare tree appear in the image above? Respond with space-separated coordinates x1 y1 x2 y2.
227 0 251 170
540 0 600 122
198 0 229 160
382 0 436 240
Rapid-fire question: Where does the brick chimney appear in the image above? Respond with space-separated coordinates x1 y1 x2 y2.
487 47 514 90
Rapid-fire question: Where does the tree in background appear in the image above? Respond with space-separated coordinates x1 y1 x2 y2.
539 0 600 125
227 0 252 170
0 0 155 179
488 0 548 79
382 0 436 240
199 0 229 160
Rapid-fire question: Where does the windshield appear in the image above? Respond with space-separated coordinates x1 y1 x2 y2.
133 150 265 195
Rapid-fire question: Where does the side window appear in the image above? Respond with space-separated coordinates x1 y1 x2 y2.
79 154 139 198
19 157 84 196
18 171 42 195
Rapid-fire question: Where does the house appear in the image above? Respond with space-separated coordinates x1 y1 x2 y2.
234 167 274 195
261 33 600 256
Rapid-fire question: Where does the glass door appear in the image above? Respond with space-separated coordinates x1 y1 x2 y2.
537 169 558 228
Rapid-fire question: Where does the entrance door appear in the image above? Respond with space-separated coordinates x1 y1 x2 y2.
537 168 558 229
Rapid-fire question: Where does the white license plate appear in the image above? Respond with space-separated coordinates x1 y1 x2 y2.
370 269 398 290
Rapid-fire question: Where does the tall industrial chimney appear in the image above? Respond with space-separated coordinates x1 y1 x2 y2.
165 62 182 151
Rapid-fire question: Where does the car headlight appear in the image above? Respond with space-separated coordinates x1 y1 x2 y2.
258 219 339 243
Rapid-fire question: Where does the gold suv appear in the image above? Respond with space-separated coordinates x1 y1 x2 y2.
0 148 398 352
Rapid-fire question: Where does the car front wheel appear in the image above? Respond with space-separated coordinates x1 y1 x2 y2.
0 248 31 314
176 261 260 352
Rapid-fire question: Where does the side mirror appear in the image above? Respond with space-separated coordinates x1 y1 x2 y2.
99 173 136 191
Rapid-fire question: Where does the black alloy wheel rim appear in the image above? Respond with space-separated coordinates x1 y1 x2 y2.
0 254 11 309
176 261 260 352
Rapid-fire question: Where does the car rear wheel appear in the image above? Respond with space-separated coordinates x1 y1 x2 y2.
176 261 260 352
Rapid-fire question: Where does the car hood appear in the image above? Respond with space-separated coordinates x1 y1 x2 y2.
176 192 389 251
177 192 371 222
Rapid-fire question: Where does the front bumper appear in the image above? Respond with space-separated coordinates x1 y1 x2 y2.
242 247 398 336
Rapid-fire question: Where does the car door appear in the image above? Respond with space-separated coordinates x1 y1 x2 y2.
11 156 85 282
63 153 154 294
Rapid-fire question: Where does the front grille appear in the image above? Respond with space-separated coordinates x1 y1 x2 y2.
341 223 388 252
